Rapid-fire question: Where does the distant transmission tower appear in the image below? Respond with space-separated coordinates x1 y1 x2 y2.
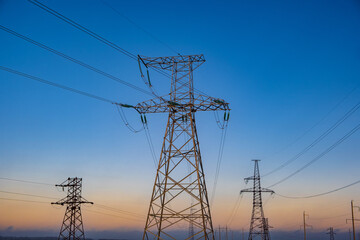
52 177 93 240
188 192 195 240
302 211 312 240
327 227 336 240
346 200 360 240
241 160 274 240
134 54 230 240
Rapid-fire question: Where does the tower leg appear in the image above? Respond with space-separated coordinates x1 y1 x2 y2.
143 112 214 240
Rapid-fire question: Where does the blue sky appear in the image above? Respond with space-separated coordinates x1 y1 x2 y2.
1 0 360 235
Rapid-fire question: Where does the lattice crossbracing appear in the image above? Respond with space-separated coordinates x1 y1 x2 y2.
52 177 93 240
327 227 336 240
241 160 274 240
136 55 230 240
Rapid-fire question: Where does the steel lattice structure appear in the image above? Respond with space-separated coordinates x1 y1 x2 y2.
131 54 229 240
327 227 336 240
241 160 274 240
52 177 93 240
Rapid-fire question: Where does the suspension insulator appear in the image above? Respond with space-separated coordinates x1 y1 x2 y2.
147 69 152 87
144 115 147 124
120 104 134 108
168 101 180 106
214 99 225 104
137 56 144 78
141 115 144 124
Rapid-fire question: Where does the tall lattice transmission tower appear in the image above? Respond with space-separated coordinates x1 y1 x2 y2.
241 160 274 240
52 177 93 240
133 54 230 240
327 227 336 240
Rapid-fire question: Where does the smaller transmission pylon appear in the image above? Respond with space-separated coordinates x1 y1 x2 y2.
302 211 312 240
241 160 274 240
188 206 195 240
327 227 336 240
52 177 93 240
346 200 360 240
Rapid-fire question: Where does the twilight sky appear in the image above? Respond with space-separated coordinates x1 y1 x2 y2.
1 0 360 238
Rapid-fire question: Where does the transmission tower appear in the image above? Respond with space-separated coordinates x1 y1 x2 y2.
188 216 195 240
301 211 312 240
349 229 352 240
327 227 336 240
131 54 230 240
52 177 93 240
240 160 274 240
346 200 360 240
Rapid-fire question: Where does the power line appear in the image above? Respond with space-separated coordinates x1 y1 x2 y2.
27 0 212 98
263 194 274 206
95 203 145 218
0 65 119 104
27 0 170 79
210 119 229 205
226 181 247 227
310 213 349 220
0 185 146 219
226 193 243 227
268 121 360 188
267 85 358 159
275 178 360 199
83 208 143 222
0 190 58 200
263 98 360 177
0 27 174 164
28 0 137 60
0 24 154 97
0 196 143 220
0 197 49 204
143 122 158 168
1 65 148 127
99 0 179 55
115 104 143 133
0 177 53 186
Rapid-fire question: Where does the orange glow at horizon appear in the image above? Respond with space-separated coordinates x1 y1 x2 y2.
1 193 358 233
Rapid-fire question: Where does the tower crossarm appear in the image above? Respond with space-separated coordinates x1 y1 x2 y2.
51 178 93 205
240 188 254 194
240 188 275 194
261 188 275 194
128 94 230 114
244 176 260 182
51 196 69 205
51 197 93 205
139 54 206 72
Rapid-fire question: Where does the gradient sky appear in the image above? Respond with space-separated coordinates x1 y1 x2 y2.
1 0 360 238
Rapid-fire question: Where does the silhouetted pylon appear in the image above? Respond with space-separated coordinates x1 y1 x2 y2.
133 55 230 240
327 227 336 240
346 200 360 240
52 177 93 240
241 160 274 240
302 211 312 240
189 205 195 240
